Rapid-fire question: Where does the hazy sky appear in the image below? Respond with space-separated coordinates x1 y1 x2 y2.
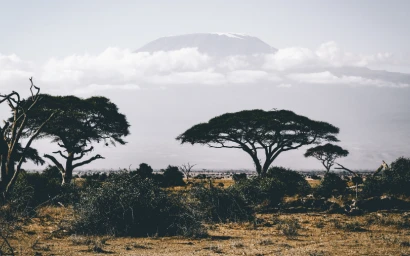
1 1 410 172
1 0 410 60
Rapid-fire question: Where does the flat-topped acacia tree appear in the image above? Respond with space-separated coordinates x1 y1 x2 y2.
176 109 340 177
24 95 130 184
304 143 349 173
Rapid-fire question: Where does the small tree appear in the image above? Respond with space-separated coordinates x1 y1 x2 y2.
24 95 130 185
0 78 57 198
162 165 185 187
177 109 339 177
179 163 196 180
304 143 349 173
135 163 153 179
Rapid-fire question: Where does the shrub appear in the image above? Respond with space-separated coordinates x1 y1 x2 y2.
231 177 286 209
189 183 254 223
72 172 205 237
362 157 410 198
361 176 386 198
232 173 247 183
7 166 79 212
267 166 311 196
314 172 347 198
162 165 185 187
134 163 153 179
276 218 301 238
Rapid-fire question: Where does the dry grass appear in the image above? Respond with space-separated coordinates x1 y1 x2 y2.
3 206 410 255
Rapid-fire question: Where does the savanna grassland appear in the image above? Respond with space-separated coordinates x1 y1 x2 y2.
5 198 410 256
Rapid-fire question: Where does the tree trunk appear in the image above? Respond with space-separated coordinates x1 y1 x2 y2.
0 155 6 182
255 162 263 177
62 154 74 185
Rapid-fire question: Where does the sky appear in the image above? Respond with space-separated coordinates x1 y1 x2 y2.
1 0 410 171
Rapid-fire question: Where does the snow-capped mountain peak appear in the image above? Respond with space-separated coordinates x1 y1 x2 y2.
136 33 276 56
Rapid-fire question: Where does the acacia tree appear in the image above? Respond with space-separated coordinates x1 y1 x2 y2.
305 143 349 173
25 95 130 185
176 109 340 177
0 78 57 198
304 143 349 173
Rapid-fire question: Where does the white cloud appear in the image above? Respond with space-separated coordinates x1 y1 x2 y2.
288 71 409 88
264 41 395 71
74 84 140 95
1 41 409 94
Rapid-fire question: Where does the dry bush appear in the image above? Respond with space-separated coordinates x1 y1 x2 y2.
73 172 206 238
276 217 301 238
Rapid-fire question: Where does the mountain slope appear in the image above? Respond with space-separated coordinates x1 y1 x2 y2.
136 33 276 56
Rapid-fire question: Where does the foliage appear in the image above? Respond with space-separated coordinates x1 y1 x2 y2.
232 173 247 183
189 183 254 223
362 176 386 198
177 109 340 176
362 157 410 197
72 172 205 237
133 163 153 179
23 94 130 184
231 177 286 209
7 166 79 211
0 78 57 197
304 143 349 172
314 172 347 198
266 166 311 196
162 165 185 187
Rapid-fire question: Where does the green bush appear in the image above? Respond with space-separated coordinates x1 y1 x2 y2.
362 157 410 198
132 163 153 179
232 173 247 183
314 172 347 198
162 165 185 187
231 177 286 209
361 176 386 198
267 166 311 196
7 166 79 212
189 183 254 223
72 172 205 237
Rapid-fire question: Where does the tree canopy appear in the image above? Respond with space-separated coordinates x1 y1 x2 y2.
176 109 340 176
304 143 349 173
24 94 130 184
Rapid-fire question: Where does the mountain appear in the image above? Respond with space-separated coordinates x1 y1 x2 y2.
136 33 276 56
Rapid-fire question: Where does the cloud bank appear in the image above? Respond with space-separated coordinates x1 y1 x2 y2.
1 41 410 94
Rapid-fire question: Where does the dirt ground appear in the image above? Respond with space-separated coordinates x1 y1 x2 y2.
4 206 410 256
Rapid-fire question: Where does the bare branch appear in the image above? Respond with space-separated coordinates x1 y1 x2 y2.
43 154 65 173
72 154 104 169
52 150 68 159
335 163 358 176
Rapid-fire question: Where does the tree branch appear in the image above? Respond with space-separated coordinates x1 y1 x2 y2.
335 163 358 176
43 154 65 173
72 154 104 169
52 150 68 159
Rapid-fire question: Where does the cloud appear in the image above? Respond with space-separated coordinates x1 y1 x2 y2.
0 53 34 91
263 41 395 71
1 41 409 94
288 71 409 88
74 84 141 94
